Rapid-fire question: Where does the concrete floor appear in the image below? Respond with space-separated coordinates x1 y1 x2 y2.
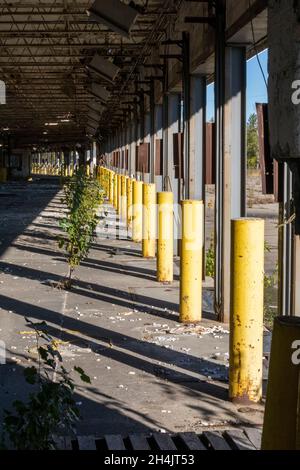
0 177 272 437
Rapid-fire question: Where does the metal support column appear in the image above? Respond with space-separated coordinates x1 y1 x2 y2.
150 81 155 183
182 31 190 201
164 93 180 192
155 103 163 191
144 112 151 183
214 0 226 322
215 39 247 320
278 164 294 316
189 75 206 201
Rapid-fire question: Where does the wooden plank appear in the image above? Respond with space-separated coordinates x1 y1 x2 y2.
77 436 97 450
178 432 207 451
128 434 151 451
105 434 126 451
244 428 262 450
152 433 177 451
202 431 232 450
223 430 256 450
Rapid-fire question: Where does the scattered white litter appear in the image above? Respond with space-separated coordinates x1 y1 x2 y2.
128 371 136 375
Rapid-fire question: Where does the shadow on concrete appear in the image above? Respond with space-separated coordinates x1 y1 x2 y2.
0 291 228 400
0 257 210 322
0 179 60 258
0 359 166 437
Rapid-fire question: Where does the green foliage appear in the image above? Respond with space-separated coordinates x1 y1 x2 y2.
263 241 278 289
58 169 104 287
205 234 215 278
1 318 91 450
247 113 259 169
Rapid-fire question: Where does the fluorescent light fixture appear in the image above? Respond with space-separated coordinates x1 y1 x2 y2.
87 0 138 38
87 120 98 130
88 109 101 123
90 83 110 103
45 122 59 127
88 101 104 116
60 119 71 123
88 54 120 84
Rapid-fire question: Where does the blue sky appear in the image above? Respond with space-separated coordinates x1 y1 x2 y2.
206 49 268 122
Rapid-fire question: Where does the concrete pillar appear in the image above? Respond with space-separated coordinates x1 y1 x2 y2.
215 46 247 323
268 0 300 316
188 75 206 201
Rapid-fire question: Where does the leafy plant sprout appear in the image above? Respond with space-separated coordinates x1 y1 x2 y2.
58 168 104 288
1 318 91 450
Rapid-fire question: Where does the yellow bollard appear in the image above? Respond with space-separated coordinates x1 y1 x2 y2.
132 181 143 243
121 175 128 221
142 184 156 258
179 200 204 323
262 317 300 450
157 192 174 283
229 218 264 403
109 171 114 205
113 173 118 209
127 178 135 228
117 174 122 214
0 168 7 182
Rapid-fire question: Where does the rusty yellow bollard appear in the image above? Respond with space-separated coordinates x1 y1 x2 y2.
117 174 122 214
113 173 118 209
262 317 300 450
121 175 128 221
109 171 114 205
179 200 204 323
157 192 173 283
132 181 143 243
0 168 7 182
127 178 135 229
142 184 156 258
229 218 264 403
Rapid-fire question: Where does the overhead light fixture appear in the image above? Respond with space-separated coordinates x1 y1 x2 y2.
88 100 104 116
45 122 59 127
90 83 110 103
87 0 139 38
87 120 98 130
88 111 101 123
88 54 120 84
